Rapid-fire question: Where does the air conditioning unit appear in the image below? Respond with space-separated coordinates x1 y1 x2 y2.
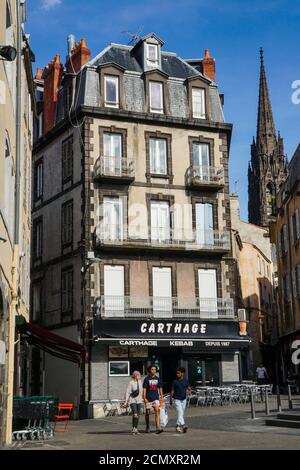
238 308 247 322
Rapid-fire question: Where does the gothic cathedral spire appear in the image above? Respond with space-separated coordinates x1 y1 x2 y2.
248 48 288 227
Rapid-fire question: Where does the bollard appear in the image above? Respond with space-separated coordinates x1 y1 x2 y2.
288 385 293 410
276 386 282 413
250 389 256 419
265 388 270 416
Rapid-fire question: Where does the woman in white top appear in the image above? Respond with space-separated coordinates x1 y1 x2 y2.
124 371 143 434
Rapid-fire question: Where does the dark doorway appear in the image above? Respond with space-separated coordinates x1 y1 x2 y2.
148 348 181 393
187 355 221 386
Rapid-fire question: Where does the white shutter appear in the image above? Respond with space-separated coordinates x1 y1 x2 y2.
103 197 123 241
198 269 218 318
151 201 170 242
104 265 125 317
296 209 300 241
150 139 167 174
192 88 205 119
196 203 213 246
152 267 172 317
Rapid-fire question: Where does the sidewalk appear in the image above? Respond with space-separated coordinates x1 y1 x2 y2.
11 398 300 450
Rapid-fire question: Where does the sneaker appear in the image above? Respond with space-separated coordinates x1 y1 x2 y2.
132 428 137 434
176 426 182 433
146 427 151 433
182 425 188 433
156 428 164 434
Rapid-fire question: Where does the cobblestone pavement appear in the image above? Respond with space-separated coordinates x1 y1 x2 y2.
11 399 300 450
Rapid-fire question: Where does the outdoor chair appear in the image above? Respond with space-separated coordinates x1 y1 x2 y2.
54 403 73 433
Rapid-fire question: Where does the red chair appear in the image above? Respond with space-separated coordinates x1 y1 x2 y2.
54 403 73 432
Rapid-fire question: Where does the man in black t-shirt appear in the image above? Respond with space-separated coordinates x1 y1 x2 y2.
143 364 164 434
170 367 191 433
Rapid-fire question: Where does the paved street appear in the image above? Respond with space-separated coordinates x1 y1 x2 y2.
12 399 300 450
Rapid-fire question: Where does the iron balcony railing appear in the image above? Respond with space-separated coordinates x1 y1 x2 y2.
95 296 235 319
186 165 224 187
95 225 231 251
94 156 135 178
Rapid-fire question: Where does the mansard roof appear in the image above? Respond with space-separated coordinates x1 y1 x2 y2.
91 44 209 81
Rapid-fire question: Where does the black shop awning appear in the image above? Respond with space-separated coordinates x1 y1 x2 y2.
17 316 86 364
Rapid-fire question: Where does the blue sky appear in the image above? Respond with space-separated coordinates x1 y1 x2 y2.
26 0 300 220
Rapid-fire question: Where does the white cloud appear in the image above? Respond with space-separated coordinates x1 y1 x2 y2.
41 0 62 10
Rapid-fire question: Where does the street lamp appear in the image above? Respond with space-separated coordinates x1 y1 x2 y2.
0 45 17 62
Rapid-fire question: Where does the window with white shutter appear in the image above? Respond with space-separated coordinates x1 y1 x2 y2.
192 88 206 119
149 138 167 175
151 201 170 243
150 81 163 113
152 267 172 317
104 75 119 108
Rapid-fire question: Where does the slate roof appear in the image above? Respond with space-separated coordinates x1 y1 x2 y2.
92 44 208 81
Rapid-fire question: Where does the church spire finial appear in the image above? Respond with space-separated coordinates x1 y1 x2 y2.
260 47 264 64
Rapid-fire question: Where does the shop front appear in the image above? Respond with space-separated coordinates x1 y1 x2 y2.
90 319 250 401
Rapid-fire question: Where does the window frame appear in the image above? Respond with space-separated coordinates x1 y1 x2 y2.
61 199 73 249
61 267 73 318
62 135 73 185
109 361 130 377
33 217 43 262
146 43 159 66
32 280 43 323
192 87 206 119
149 80 163 114
104 75 119 109
149 137 167 175
34 158 43 202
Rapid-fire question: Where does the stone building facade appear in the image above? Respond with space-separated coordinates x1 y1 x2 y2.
0 0 34 445
270 144 300 388
231 196 277 380
31 33 249 415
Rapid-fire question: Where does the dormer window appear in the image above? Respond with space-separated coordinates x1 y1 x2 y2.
147 44 159 67
104 75 119 108
192 87 206 119
150 81 163 113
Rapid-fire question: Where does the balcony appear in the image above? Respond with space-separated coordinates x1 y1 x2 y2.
95 296 235 320
94 156 135 183
186 165 224 189
94 225 231 254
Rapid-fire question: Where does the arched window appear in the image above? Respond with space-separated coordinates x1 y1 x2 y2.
4 131 15 238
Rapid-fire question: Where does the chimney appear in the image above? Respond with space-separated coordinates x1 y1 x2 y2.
34 67 43 81
66 38 91 74
42 54 63 134
201 49 215 81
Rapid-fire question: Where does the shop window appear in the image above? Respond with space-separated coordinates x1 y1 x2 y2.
109 361 129 376
130 360 145 376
